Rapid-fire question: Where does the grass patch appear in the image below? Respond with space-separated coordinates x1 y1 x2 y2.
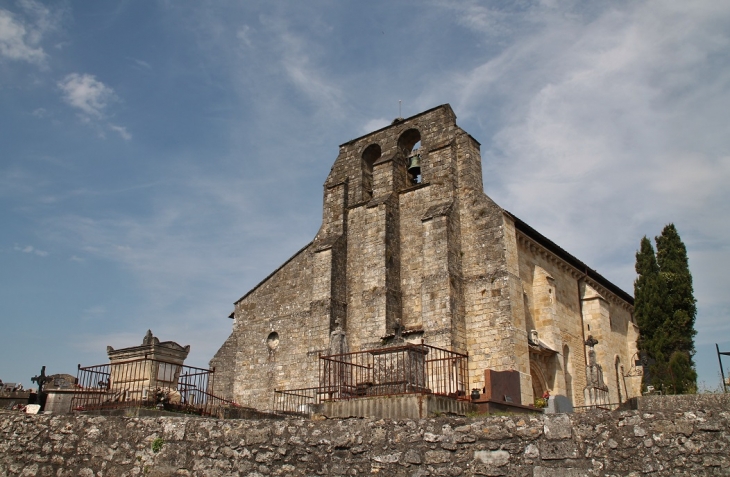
151 437 164 453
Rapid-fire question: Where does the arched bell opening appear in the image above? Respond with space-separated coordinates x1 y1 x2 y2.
361 143 381 201
398 129 422 185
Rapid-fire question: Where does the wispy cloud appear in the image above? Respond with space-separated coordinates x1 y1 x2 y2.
236 14 344 116
417 0 730 384
4 0 728 384
0 3 46 64
0 7 45 64
280 41 343 112
236 25 253 49
14 244 48 256
40 164 318 366
57 73 132 140
0 166 48 198
420 1 730 273
58 73 116 119
108 123 131 141
0 0 62 65
128 57 152 70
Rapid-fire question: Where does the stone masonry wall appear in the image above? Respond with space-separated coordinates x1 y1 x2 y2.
512 228 641 407
212 246 328 410
2 402 729 477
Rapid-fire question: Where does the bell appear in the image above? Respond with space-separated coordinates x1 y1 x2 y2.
407 153 421 177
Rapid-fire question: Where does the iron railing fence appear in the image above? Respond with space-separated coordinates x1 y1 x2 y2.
274 342 469 416
70 356 238 416
273 387 321 417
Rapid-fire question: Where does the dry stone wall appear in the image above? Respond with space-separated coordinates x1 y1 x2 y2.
2 404 728 477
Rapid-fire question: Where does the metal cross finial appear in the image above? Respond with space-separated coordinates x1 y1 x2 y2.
584 335 598 348
31 366 48 394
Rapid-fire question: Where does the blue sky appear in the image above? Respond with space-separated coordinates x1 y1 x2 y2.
1 0 729 392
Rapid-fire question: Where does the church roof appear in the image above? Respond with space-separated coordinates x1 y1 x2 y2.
506 211 634 305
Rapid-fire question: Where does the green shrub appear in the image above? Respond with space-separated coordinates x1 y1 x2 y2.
151 437 164 453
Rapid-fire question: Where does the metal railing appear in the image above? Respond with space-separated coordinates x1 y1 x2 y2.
275 342 469 416
273 387 321 417
70 356 238 416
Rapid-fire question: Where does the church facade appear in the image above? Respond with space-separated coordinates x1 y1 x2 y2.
210 104 641 410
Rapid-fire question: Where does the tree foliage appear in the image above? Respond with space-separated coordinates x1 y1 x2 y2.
634 224 697 394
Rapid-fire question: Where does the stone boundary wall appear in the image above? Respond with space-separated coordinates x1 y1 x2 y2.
2 403 728 477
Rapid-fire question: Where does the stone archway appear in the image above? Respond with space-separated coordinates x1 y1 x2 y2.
530 362 548 401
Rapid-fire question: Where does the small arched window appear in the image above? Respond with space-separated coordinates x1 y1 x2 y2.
398 129 422 185
361 144 381 201
267 332 280 350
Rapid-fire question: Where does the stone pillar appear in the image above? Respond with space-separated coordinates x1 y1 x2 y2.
356 155 404 342
531 266 562 352
580 282 611 389
314 181 349 332
420 203 458 349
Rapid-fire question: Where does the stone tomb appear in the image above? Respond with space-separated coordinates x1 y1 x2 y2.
105 330 190 402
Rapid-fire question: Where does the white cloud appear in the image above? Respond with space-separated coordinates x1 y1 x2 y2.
14 244 48 256
0 0 62 65
58 73 131 140
259 16 343 114
0 7 45 64
417 0 730 386
236 25 253 48
109 124 132 141
58 73 116 119
419 1 730 272
17 0 58 42
39 162 319 367
129 57 151 70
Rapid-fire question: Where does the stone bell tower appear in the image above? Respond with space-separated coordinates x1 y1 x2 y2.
211 104 640 411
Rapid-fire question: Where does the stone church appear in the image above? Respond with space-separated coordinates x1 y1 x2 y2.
210 104 641 411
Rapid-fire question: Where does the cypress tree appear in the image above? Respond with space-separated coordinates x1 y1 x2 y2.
633 224 697 394
634 237 663 353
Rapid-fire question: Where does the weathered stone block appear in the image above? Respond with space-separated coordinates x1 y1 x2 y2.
543 414 572 440
424 450 452 464
538 440 579 460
